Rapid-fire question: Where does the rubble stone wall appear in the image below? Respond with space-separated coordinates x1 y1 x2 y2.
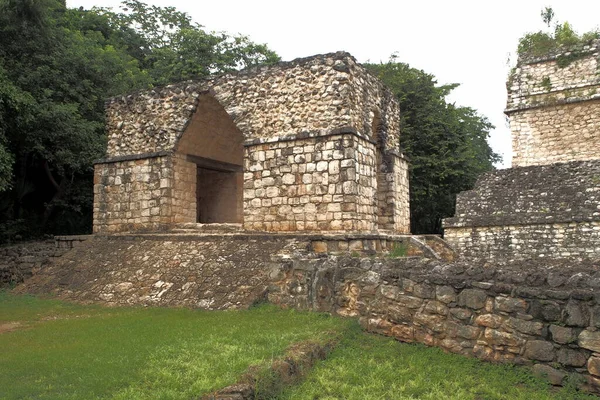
0 240 66 286
444 160 600 260
268 256 600 391
104 52 400 158
506 40 600 166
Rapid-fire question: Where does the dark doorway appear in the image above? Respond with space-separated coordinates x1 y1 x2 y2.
194 157 243 224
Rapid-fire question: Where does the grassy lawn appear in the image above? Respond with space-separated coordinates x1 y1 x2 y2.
0 291 594 400
0 291 348 400
279 330 594 400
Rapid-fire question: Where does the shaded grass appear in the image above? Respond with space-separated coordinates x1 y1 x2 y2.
0 291 350 400
278 327 595 400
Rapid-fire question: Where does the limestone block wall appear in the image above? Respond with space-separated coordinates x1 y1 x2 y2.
443 160 600 260
0 240 67 286
268 256 600 392
242 131 409 232
93 155 174 233
506 39 600 166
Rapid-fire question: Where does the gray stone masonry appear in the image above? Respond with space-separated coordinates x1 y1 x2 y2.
94 52 410 234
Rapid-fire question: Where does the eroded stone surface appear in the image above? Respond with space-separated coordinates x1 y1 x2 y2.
15 235 309 309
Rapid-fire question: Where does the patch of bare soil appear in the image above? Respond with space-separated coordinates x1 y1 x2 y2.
0 322 22 334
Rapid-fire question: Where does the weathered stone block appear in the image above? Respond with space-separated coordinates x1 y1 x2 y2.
524 341 555 361
549 325 576 344
413 283 435 299
484 328 525 347
564 300 590 327
458 289 488 310
449 308 472 320
579 330 600 353
495 296 528 313
588 356 600 377
532 364 566 386
507 318 544 336
390 324 414 343
557 348 587 367
435 285 457 304
475 314 504 329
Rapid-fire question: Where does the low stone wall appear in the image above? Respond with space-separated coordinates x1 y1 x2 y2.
268 255 600 391
14 234 316 308
0 240 67 287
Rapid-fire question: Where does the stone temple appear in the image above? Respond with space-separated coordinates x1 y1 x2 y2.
444 39 600 261
93 52 410 235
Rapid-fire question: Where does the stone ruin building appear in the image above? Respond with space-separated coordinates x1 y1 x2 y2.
444 39 600 261
93 52 410 235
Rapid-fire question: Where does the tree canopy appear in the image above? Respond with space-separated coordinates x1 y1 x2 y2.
0 0 278 241
365 58 500 234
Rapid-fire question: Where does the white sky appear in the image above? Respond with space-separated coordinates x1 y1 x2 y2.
68 0 600 168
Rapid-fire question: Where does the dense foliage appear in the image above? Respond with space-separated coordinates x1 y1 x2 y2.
0 0 278 242
366 58 500 234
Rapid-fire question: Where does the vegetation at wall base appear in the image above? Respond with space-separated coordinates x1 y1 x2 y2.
279 330 594 399
0 291 349 400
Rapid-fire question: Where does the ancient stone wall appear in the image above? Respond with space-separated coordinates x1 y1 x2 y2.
13 234 598 390
243 131 409 232
96 52 409 234
268 255 600 391
104 52 400 157
506 40 600 166
0 240 67 286
93 155 174 233
15 235 309 308
444 160 600 260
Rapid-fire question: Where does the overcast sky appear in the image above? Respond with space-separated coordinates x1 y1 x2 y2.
68 0 600 168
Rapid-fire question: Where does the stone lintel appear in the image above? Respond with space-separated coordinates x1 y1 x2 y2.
94 150 172 165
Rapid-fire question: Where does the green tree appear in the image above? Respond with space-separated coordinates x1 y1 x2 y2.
91 0 280 84
0 0 279 241
0 0 150 238
366 58 500 234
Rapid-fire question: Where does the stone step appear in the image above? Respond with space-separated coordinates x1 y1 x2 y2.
172 223 243 233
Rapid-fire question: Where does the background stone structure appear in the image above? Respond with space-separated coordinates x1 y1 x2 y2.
94 52 410 234
506 39 600 167
444 160 600 260
444 41 600 260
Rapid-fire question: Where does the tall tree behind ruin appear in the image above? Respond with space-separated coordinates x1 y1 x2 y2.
0 0 278 242
366 59 500 234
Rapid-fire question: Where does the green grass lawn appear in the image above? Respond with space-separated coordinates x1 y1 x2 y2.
279 329 594 400
0 291 594 400
0 291 348 400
